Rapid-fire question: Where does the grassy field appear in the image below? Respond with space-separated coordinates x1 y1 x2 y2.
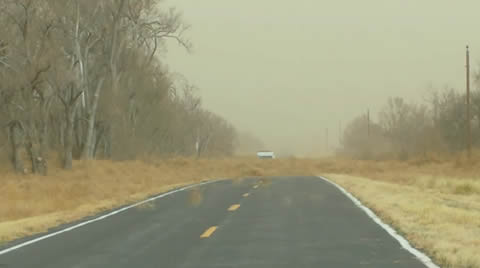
1 155 479 267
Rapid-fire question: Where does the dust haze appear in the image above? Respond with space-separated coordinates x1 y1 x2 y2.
165 0 479 157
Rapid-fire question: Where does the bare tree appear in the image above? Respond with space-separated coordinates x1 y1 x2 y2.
0 0 238 172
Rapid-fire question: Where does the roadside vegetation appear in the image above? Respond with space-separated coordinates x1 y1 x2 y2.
339 80 480 162
0 0 236 176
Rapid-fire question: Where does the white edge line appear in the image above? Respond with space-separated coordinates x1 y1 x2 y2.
0 179 220 256
317 176 440 268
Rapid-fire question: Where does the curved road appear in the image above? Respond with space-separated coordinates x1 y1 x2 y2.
0 176 434 267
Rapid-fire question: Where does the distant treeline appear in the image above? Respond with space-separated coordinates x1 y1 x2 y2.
340 77 480 160
0 0 235 174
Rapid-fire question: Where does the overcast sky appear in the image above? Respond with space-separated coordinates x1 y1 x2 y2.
164 0 479 156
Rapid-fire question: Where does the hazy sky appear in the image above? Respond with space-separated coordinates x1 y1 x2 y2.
164 0 480 156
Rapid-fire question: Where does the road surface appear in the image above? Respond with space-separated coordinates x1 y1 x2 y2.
0 176 434 268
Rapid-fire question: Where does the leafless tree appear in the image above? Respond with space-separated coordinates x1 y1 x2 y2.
0 0 238 173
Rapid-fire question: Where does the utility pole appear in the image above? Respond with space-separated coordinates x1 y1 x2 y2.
326 128 329 152
338 121 342 144
466 45 472 159
367 109 370 138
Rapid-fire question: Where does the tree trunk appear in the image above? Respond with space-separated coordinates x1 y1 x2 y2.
40 124 48 161
82 78 104 159
59 120 65 148
38 103 50 175
64 108 75 169
9 121 24 173
104 124 112 158
74 112 83 157
93 128 101 157
26 141 39 174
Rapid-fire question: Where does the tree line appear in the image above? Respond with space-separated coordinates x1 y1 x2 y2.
0 0 236 174
341 77 480 160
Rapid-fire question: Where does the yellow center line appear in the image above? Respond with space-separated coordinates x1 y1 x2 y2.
253 185 259 189
228 204 241 211
242 193 249 197
200 226 218 238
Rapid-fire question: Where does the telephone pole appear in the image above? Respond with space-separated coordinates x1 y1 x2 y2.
466 45 472 159
338 121 342 144
367 109 370 138
326 128 329 152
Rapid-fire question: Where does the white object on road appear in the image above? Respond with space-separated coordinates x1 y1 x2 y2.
318 176 440 268
257 151 275 159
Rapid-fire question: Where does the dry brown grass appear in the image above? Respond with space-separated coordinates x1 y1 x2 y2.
1 154 479 267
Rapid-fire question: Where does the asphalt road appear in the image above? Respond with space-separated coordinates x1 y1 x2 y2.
0 176 433 268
